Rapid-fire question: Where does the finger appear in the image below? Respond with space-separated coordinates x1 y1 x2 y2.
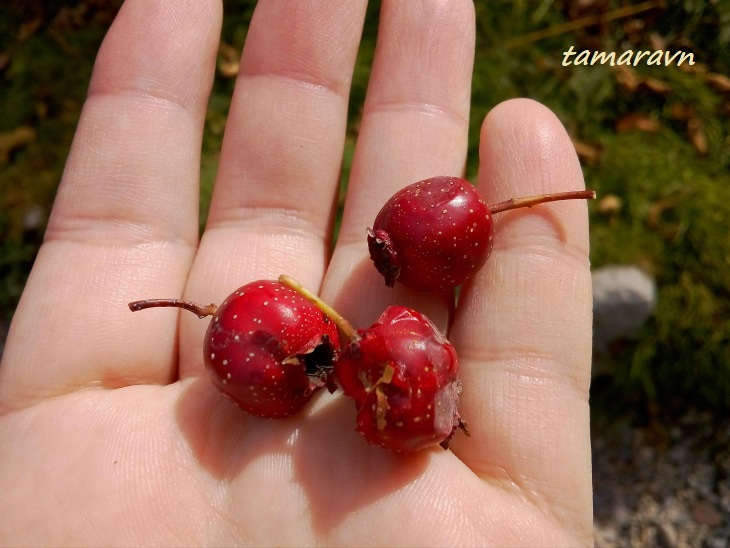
323 0 476 332
0 0 222 410
179 1 367 377
449 99 593 540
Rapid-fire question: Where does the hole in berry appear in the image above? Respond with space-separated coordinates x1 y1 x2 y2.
300 335 337 379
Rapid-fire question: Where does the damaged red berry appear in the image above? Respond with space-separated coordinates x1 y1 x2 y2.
335 306 466 453
129 280 340 418
279 275 466 454
368 175 596 291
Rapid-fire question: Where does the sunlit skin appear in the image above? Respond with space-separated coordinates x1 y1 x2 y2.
0 1 594 546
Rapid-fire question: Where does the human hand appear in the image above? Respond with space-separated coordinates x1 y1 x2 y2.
0 1 593 545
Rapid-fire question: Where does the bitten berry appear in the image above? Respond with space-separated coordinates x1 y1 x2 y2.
335 306 466 453
368 175 596 291
129 280 340 418
279 275 467 453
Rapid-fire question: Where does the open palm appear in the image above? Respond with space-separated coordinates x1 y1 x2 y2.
0 1 594 545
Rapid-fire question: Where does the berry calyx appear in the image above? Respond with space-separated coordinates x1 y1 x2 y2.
279 275 467 453
128 280 340 418
368 176 596 291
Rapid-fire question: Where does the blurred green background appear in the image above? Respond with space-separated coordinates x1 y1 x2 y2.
1 0 729 418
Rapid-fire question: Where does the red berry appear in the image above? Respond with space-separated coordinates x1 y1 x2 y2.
278 275 467 454
129 280 340 419
335 306 465 453
368 176 596 291
368 176 493 291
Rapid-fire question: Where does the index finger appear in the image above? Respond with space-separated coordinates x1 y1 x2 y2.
0 0 222 410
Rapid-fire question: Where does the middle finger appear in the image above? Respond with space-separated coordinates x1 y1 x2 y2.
180 0 368 377
323 0 476 332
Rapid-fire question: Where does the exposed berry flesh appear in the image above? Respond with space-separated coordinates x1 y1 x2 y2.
279 275 466 453
336 306 466 453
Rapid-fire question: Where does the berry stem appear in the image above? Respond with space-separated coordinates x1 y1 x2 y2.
278 275 357 341
488 189 596 214
128 299 217 319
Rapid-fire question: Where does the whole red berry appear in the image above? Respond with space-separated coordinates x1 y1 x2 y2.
334 306 465 453
129 280 340 419
368 176 596 291
368 176 493 291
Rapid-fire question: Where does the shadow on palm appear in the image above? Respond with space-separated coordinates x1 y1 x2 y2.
175 374 437 535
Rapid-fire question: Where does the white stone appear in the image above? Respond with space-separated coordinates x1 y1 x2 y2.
592 264 657 354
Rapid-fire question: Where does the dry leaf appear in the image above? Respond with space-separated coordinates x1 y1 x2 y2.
669 103 694 121
598 194 623 216
687 118 708 155
218 42 240 78
0 53 9 75
0 126 36 164
647 198 673 229
613 65 671 95
642 77 671 94
678 61 707 75
615 113 662 133
571 137 603 166
705 72 730 93
648 32 667 52
613 65 640 92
